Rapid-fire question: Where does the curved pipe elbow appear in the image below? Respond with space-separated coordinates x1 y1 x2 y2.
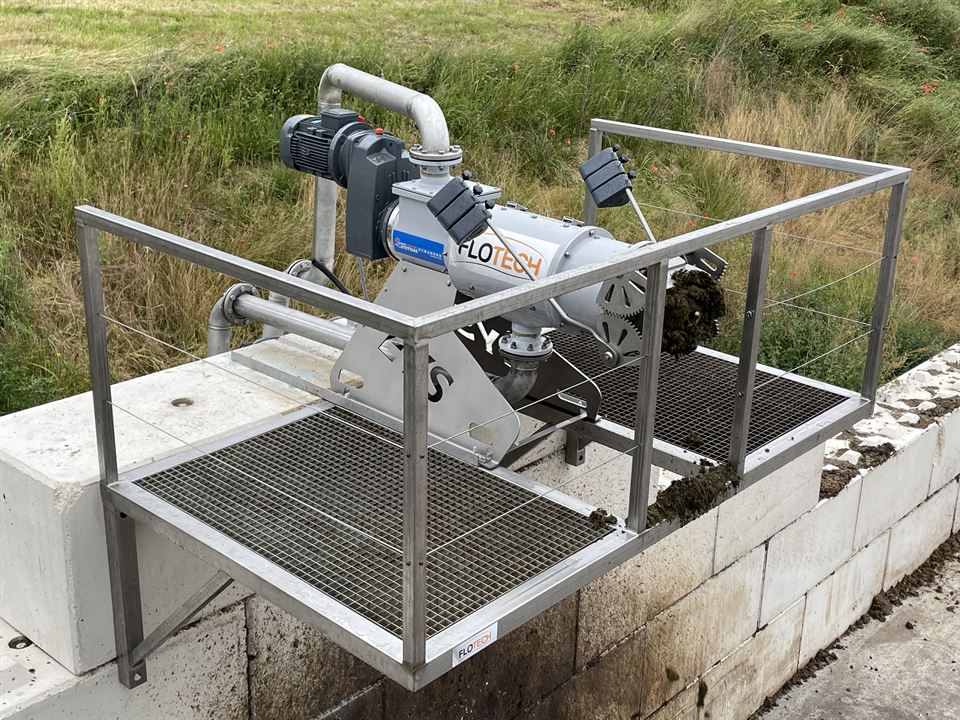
493 362 541 406
317 63 451 154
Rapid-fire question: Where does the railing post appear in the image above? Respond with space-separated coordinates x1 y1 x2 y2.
627 261 668 532
583 125 602 225
861 181 908 401
402 339 429 668
77 219 147 688
728 227 774 473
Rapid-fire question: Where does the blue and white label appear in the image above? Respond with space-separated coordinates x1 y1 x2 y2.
392 230 446 268
451 622 498 667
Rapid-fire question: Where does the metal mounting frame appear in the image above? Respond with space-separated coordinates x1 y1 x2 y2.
76 117 908 690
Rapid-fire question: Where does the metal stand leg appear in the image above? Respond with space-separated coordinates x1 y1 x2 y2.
728 227 773 473
402 340 429 668
564 431 590 467
77 219 148 688
861 182 908 401
583 128 602 225
627 261 668 533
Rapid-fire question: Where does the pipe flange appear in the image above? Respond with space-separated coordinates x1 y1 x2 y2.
285 258 314 278
409 144 463 168
498 333 554 362
221 283 258 325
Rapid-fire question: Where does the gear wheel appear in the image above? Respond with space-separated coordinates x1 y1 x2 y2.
595 313 644 358
683 247 727 281
597 269 647 318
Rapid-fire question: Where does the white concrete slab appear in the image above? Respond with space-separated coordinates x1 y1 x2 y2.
798 532 889 665
638 546 765 717
883 479 958 591
715 443 823 572
760 478 861 626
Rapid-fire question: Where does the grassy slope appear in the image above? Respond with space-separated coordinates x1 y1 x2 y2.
1 0 958 413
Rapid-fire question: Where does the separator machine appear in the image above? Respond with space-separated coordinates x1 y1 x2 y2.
76 64 909 691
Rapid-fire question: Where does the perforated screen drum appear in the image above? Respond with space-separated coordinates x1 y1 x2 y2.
133 406 612 638
551 335 848 461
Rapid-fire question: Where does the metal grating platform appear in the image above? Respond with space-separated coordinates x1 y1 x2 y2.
130 405 612 638
551 335 849 461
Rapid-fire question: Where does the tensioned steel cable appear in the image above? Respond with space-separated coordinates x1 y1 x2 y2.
426 351 650 450
722 289 872 327
632 201 882 256
751 330 873 392
106 400 403 555
99 312 403 451
427 438 646 557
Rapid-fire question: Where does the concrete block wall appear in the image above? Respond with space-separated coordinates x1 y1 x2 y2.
2 342 958 720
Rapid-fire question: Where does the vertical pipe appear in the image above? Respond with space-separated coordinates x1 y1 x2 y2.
311 89 340 287
583 126 602 225
627 261 668 532
77 220 147 688
402 340 429 668
861 181 908 401
728 227 773 473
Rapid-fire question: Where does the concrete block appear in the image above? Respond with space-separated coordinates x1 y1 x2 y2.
383 594 578 720
575 508 718 667
697 597 805 720
0 350 316 673
642 681 699 720
245 596 382 720
312 682 383 720
798 533 889 665
638 546 765 717
930 408 960 495
518 628 645 720
714 443 823 572
760 478 861 626
854 426 938 550
883 480 957 591
955 478 960 534
1 605 248 720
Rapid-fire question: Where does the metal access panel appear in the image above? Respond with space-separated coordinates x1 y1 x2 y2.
105 402 633 689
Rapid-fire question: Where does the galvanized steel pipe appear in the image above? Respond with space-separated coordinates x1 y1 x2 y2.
233 294 353 350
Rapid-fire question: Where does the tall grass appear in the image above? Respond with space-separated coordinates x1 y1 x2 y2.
1 0 958 412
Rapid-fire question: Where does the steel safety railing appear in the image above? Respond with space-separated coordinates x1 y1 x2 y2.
76 117 909 690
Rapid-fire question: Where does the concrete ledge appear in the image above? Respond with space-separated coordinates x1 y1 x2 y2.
1 605 248 720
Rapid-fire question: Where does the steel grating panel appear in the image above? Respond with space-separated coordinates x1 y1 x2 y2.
132 406 611 638
551 335 848 461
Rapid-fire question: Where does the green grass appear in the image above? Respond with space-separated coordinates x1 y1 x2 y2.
1 0 958 413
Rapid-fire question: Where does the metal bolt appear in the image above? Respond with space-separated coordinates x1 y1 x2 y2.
564 251 571 258
511 341 517 349
746 310 754 318
604 351 613 361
